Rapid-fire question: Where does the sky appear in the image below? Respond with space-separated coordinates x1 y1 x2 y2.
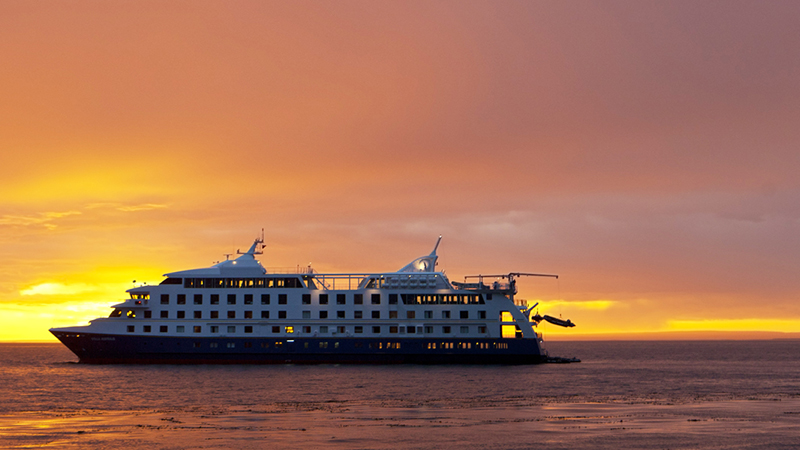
2 1 799 341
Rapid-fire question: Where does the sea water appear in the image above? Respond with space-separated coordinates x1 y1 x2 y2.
1 340 799 449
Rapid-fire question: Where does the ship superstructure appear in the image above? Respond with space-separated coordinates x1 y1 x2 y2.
51 235 574 364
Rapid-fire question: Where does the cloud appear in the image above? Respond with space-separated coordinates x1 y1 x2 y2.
0 211 82 229
20 282 97 296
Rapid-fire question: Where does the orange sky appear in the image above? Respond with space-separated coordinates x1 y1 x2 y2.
2 1 800 341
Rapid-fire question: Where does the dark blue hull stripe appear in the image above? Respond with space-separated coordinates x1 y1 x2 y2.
51 331 547 365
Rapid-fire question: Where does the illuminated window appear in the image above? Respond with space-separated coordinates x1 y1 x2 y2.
319 341 328 348
500 311 513 322
501 325 516 338
285 326 294 333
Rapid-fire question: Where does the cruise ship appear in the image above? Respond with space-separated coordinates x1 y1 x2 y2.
51 235 576 364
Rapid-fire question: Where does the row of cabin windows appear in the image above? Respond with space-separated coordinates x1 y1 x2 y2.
132 309 488 320
158 293 484 306
128 325 488 334
180 277 304 289
176 341 508 350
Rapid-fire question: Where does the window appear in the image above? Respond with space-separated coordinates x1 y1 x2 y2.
424 311 433 319
337 311 345 319
210 342 218 348
194 311 202 319
389 294 398 304
424 326 433 334
278 311 287 319
144 311 152 319
227 294 236 305
371 294 381 304
227 326 235 333
337 294 346 305
160 294 169 305
478 326 487 333
460 326 469 333
272 326 279 333
194 295 203 305
354 311 363 319
228 311 236 319
319 311 328 319
193 342 201 348
460 311 468 319
278 294 287 304
261 294 270 305
443 326 451 334
302 326 311 333
210 294 219 305
372 326 381 334
143 326 151 332
177 326 185 333
302 294 311 304
177 311 186 319
210 326 219 333
245 326 253 333
320 326 328 333
285 326 294 333
160 311 168 318
319 294 328 305
354 326 363 334
193 326 202 333
302 311 311 319
372 311 380 319
261 311 269 319
407 326 416 334
160 325 168 333
337 326 346 334
479 311 487 319
389 311 398 319
210 311 219 319
244 311 253 319
244 294 253 305
407 311 416 319
354 294 363 304
177 295 186 305
389 326 398 334
442 311 451 319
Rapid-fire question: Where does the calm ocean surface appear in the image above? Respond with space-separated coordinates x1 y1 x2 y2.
2 340 799 449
